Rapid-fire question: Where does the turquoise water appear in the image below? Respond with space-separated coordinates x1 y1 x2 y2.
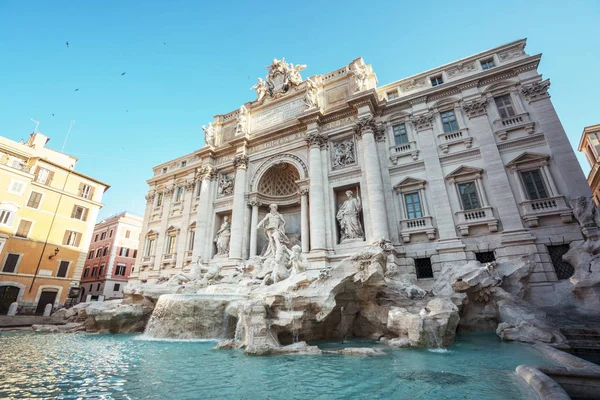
0 333 555 399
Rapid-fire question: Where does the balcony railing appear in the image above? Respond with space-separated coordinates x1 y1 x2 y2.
185 250 193 259
389 141 419 164
493 112 535 140
455 206 498 235
162 253 176 261
438 128 472 153
399 216 436 242
520 195 573 227
141 255 154 264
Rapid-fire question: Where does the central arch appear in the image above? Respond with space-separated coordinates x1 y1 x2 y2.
250 153 308 193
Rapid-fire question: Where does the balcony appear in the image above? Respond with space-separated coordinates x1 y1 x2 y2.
0 156 31 173
399 216 436 242
141 255 154 265
185 250 193 259
493 112 535 140
455 206 498 235
389 141 419 165
438 128 472 153
520 195 573 227
162 253 176 261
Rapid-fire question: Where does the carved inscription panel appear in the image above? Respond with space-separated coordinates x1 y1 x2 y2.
251 98 306 132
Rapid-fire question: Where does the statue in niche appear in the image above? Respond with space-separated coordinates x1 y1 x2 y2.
332 140 355 169
304 77 319 108
251 78 269 104
235 105 248 135
214 216 231 256
257 204 290 259
217 174 234 197
337 190 364 242
202 122 216 147
350 62 369 93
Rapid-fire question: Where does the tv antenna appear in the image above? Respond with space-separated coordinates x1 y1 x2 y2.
30 118 40 133
61 120 75 152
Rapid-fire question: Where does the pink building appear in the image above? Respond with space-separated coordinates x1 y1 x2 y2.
79 212 143 301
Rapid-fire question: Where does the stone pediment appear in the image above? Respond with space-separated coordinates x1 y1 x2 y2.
505 152 549 167
393 177 427 191
445 165 483 180
146 230 159 238
166 225 180 233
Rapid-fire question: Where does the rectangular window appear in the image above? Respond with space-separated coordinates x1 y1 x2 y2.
115 264 126 276
2 253 20 273
146 238 155 256
166 235 176 254
114 283 121 291
175 187 184 202
125 230 131 239
100 232 106 240
404 192 423 219
480 58 495 70
392 123 408 146
88 250 94 260
35 167 53 185
494 94 516 119
103 247 109 256
196 182 202 197
156 193 163 207
27 191 42 209
181 161 187 168
109 229 113 238
94 234 99 242
83 268 90 278
0 209 13 225
188 231 195 251
387 91 399 100
62 230 81 247
415 258 434 279
15 220 32 238
475 251 496 264
71 205 89 221
547 245 574 280
91 266 98 276
79 183 94 199
521 170 549 200
99 264 105 276
431 76 443 87
162 167 167 174
133 250 137 259
96 248 102 258
57 261 69 277
458 182 481 210
440 110 459 133
8 179 26 195
97 283 101 291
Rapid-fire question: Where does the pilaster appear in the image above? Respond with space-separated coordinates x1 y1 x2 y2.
229 154 249 260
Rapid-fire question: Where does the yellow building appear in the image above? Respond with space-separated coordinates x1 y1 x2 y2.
578 124 600 205
0 133 109 314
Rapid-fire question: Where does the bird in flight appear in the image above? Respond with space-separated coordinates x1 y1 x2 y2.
74 88 79 91
121 72 126 76
163 42 167 46
52 113 55 117
66 41 69 48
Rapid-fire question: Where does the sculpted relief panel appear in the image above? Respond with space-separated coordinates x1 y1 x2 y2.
332 138 357 170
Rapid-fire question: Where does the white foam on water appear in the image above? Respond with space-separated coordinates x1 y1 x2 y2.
133 334 219 343
428 348 451 353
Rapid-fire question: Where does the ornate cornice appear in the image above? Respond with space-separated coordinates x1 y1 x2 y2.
461 98 488 119
233 154 249 170
409 112 434 131
521 79 550 103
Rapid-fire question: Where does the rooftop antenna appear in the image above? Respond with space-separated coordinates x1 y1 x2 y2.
30 118 40 133
61 120 75 152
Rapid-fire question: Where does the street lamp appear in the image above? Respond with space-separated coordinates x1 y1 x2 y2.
48 248 60 259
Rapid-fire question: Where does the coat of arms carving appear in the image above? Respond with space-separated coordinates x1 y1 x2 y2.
251 58 306 103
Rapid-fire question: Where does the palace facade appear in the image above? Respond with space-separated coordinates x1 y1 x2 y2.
131 39 590 305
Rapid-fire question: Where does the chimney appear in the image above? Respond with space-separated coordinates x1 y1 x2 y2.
26 133 50 149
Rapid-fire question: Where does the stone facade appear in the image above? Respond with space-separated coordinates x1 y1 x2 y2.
578 124 600 205
131 39 590 306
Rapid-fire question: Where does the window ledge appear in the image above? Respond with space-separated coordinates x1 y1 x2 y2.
455 206 499 235
399 216 436 242
493 112 535 139
519 195 573 227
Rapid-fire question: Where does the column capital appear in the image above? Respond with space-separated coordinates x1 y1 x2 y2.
409 112 434 131
184 179 196 191
197 165 217 181
520 79 550 103
461 98 489 119
233 154 249 170
354 116 384 138
299 187 309 196
248 199 262 207
145 190 156 203
163 185 174 197
305 132 328 149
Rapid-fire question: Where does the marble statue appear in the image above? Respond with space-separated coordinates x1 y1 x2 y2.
251 78 269 103
289 245 306 275
257 204 290 258
571 196 596 228
235 105 248 135
332 140 355 169
304 77 319 108
214 216 231 256
218 174 234 197
337 190 364 242
202 123 216 147
350 62 368 93
287 63 307 86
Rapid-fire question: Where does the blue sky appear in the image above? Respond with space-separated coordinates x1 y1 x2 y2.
1 0 599 220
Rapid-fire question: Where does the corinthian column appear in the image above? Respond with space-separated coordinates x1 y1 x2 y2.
229 154 249 260
248 199 261 257
192 166 217 262
299 187 310 253
306 132 327 251
355 117 390 240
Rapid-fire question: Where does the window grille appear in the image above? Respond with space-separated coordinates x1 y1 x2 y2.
415 258 433 279
547 245 574 280
476 251 496 264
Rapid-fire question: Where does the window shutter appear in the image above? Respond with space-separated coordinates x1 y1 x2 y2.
62 231 70 245
78 182 84 197
89 186 95 200
71 205 77 218
47 171 55 185
34 166 40 180
74 232 81 247
82 208 88 221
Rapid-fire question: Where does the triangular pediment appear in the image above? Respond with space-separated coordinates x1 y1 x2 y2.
189 221 196 229
166 225 180 233
146 230 159 237
506 152 550 167
445 165 483 179
394 177 427 190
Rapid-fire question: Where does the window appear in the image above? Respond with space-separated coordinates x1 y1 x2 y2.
156 193 163 207
91 266 98 276
440 110 459 133
430 75 443 87
392 123 408 146
387 91 399 100
476 251 496 264
547 245 574 280
480 58 495 70
188 231 195 251
114 283 121 291
181 160 187 168
57 261 69 278
15 220 32 238
88 250 94 260
132 249 137 259
79 183 94 199
94 234 99 242
145 238 156 256
100 232 106 240
494 94 516 119
125 230 131 239
96 283 101 291
62 230 81 247
109 229 113 238
166 235 176 254
99 264 105 276
119 247 130 257
175 187 184 202
404 192 423 219
8 179 26 195
83 268 90 278
415 258 434 279
162 167 167 174
103 246 109 256
71 205 89 221
196 182 202 197
458 182 481 210
521 170 548 200
27 192 42 209
0 209 14 226
35 167 53 185
2 253 20 273
115 264 126 276
96 248 102 258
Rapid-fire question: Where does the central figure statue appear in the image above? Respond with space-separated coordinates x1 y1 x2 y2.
257 204 290 258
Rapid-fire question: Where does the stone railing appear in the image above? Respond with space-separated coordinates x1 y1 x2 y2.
162 253 176 261
399 216 436 242
141 255 154 265
389 141 419 164
185 250 193 259
520 196 573 227
493 112 535 139
322 66 348 82
437 128 472 153
455 206 498 235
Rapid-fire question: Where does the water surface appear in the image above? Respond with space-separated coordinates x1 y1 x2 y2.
0 332 555 399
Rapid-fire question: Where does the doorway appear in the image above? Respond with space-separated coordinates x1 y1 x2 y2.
35 290 58 314
0 286 19 315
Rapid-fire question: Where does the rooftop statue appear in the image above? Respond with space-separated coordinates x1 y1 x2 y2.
201 122 216 147
251 59 307 101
